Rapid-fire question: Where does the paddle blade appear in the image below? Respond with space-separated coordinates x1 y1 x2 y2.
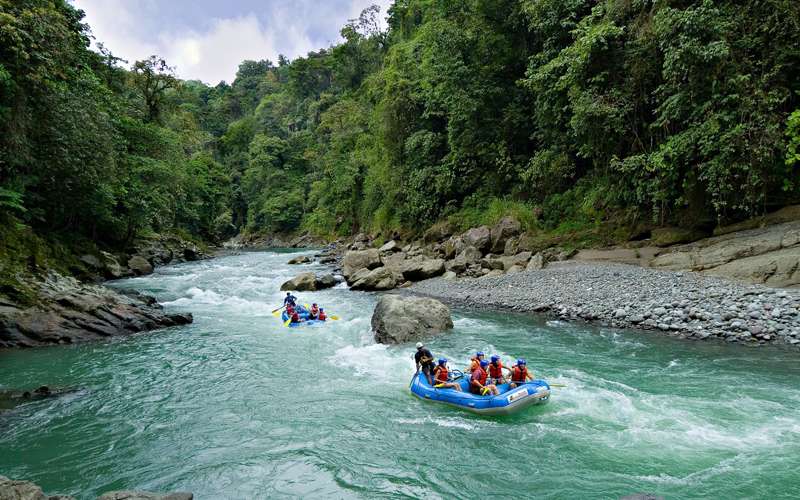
284 318 292 327
272 310 282 317
329 315 340 321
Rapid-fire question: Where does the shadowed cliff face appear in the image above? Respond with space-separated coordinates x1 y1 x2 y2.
0 271 191 348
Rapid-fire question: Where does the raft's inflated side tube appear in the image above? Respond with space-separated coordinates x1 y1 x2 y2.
281 305 327 328
409 372 550 416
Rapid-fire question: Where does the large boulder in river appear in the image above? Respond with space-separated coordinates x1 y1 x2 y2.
371 295 453 344
127 255 153 276
280 273 337 291
401 258 446 281
287 255 311 265
342 249 382 281
490 216 522 253
462 226 492 253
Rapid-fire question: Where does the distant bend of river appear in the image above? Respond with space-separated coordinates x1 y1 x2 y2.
2 250 799 499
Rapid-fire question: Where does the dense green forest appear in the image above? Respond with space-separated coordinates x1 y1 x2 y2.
2 0 800 258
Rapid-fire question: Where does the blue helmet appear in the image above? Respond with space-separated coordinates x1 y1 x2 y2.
491 355 500 363
517 358 526 366
476 351 485 358
479 359 489 367
438 358 447 366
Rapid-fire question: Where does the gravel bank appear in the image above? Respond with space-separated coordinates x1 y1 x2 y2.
408 262 800 346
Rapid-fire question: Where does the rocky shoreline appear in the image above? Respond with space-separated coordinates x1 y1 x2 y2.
407 261 800 346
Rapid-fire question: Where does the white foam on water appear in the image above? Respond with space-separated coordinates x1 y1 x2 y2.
328 343 414 383
161 287 273 316
667 359 680 368
393 416 487 431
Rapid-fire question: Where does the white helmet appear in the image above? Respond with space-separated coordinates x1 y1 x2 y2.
416 342 424 349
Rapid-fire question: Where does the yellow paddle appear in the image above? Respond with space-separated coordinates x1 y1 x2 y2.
284 317 293 327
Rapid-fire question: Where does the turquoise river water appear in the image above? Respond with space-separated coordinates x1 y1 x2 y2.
1 250 799 499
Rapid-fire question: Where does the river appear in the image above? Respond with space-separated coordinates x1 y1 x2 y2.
2 250 799 499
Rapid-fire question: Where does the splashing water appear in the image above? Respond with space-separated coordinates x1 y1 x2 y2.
1 250 799 499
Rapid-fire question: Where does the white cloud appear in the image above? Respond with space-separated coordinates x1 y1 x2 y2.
158 14 314 84
72 0 395 84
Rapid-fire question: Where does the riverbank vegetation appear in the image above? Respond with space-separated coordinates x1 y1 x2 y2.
2 0 800 270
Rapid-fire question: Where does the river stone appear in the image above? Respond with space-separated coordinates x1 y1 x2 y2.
127 256 153 276
0 475 75 500
446 246 482 274
342 249 382 281
350 267 399 291
98 492 193 500
423 221 455 243
490 216 522 253
401 258 445 281
462 226 491 253
527 252 546 271
287 255 311 265
443 235 466 260
442 271 458 280
371 295 453 344
480 255 505 270
379 240 401 253
280 272 317 291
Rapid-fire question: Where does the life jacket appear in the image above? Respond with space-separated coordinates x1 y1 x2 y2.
489 361 503 379
435 366 449 384
318 310 327 320
512 366 528 383
471 367 488 387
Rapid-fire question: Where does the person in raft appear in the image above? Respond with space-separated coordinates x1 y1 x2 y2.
414 342 436 385
467 351 486 374
317 307 327 321
285 303 303 324
433 358 462 391
509 359 533 388
284 292 298 308
470 359 499 396
487 355 511 385
309 303 320 319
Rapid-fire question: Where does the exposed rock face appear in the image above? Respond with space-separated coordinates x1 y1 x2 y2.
651 227 707 247
287 255 311 265
0 272 192 348
350 267 400 291
342 249 382 281
462 226 492 252
379 240 401 253
127 256 154 276
490 217 522 253
446 246 482 273
527 252 546 271
0 475 74 500
401 258 445 281
650 220 800 287
371 295 453 344
423 221 455 243
280 272 337 291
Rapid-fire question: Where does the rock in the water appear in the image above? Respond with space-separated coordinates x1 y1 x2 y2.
371 295 453 344
280 272 317 291
351 267 399 291
462 226 492 253
401 259 445 281
490 217 522 253
0 475 75 500
287 255 311 265
127 256 154 276
342 249 382 281
316 273 338 289
0 272 192 348
98 492 193 500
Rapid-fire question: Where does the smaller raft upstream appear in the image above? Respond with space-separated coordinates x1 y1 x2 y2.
410 372 550 415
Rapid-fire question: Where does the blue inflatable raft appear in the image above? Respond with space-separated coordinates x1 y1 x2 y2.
281 305 328 328
410 370 550 415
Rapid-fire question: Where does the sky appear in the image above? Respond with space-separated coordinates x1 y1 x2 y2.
70 0 393 84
